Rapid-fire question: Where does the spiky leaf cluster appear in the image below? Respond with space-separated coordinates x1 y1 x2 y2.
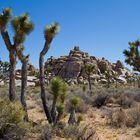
11 13 34 44
44 22 60 44
123 40 140 72
50 76 67 99
0 8 12 29
70 96 80 107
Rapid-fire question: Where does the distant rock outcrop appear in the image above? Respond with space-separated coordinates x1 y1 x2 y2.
0 47 137 87
45 46 135 85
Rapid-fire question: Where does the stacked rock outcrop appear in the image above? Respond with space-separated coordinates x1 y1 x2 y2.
45 46 135 85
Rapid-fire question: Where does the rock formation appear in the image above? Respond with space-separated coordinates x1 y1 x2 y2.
0 47 138 87
45 46 135 85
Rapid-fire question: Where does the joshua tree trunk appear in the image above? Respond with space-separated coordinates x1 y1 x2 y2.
56 112 62 124
9 50 16 101
88 74 91 91
1 30 16 101
68 107 76 125
21 59 29 121
51 97 57 123
39 43 52 124
15 44 30 121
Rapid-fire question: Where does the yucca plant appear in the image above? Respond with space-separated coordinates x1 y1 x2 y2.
50 77 63 122
84 64 96 91
39 22 60 124
68 96 80 125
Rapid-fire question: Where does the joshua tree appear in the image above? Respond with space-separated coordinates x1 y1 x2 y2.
50 77 67 124
11 13 34 121
68 96 80 125
0 8 34 120
105 69 112 88
84 64 96 91
39 22 60 124
123 40 140 87
0 8 16 101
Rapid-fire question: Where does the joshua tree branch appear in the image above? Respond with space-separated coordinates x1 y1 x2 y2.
1 29 13 51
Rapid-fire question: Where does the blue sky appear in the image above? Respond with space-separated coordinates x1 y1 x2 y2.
0 0 140 69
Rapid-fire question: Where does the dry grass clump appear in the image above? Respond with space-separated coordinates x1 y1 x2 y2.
126 105 140 127
107 108 126 127
61 124 96 140
41 124 96 140
107 105 140 128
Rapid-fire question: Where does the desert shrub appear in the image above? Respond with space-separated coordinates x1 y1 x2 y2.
134 93 140 102
62 124 96 140
115 95 133 108
107 108 126 127
41 122 66 140
0 97 30 139
41 125 53 140
126 105 140 127
107 105 140 128
92 94 108 108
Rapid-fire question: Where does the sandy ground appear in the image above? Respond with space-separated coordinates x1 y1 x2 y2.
26 97 140 140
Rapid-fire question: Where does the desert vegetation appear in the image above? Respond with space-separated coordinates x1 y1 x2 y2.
0 7 140 140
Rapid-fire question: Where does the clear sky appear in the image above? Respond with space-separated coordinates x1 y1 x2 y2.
0 0 140 69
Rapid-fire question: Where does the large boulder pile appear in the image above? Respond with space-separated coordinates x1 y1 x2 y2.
45 46 135 85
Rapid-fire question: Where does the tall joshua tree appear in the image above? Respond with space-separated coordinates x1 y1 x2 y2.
123 40 140 87
0 8 34 120
0 8 16 101
11 13 34 121
39 22 60 124
84 64 96 91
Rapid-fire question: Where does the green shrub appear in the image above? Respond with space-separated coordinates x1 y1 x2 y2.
0 97 30 139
